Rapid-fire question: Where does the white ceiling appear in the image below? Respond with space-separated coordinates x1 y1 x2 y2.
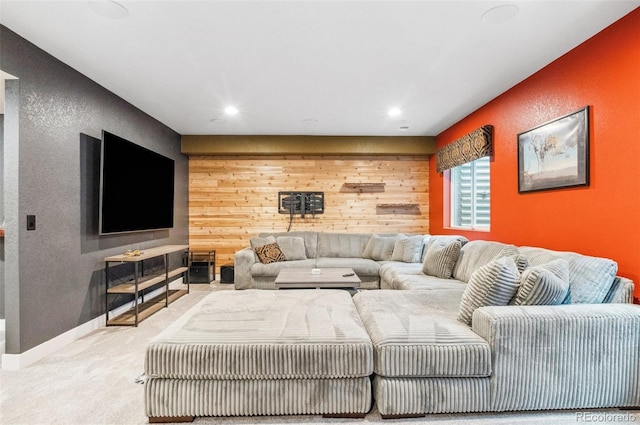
1 1 638 136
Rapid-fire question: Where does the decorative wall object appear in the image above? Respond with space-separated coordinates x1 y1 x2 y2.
436 125 493 173
376 204 421 215
518 106 590 193
340 183 386 193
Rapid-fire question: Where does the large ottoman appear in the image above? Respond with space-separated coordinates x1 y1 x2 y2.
352 289 492 418
145 289 373 422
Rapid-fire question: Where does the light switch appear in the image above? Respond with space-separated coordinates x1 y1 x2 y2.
27 215 36 231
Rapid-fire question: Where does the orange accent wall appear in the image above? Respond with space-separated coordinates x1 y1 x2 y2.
430 9 640 299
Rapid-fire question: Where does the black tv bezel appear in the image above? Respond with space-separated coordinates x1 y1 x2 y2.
98 130 175 235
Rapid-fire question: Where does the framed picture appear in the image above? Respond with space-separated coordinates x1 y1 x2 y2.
518 106 590 193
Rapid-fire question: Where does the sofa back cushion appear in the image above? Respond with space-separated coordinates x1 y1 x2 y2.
363 234 397 261
317 232 373 258
260 231 318 259
275 236 307 261
518 246 617 304
452 240 519 283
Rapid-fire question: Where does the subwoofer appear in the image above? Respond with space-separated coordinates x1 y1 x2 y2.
220 264 234 284
189 262 213 283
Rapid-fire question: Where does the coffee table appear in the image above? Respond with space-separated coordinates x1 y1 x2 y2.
275 268 361 290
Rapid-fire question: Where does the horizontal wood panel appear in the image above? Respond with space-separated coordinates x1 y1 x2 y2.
189 156 430 273
183 136 436 156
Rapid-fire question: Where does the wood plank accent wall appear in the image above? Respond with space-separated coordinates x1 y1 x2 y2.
189 155 430 274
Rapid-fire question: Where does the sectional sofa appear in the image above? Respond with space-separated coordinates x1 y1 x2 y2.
144 231 639 421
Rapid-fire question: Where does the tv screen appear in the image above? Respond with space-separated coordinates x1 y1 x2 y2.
99 130 175 234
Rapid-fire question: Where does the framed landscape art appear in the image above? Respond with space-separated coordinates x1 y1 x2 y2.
518 106 590 193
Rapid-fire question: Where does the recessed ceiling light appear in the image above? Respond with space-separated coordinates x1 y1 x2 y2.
224 106 239 115
87 0 129 19
388 107 402 117
481 5 519 25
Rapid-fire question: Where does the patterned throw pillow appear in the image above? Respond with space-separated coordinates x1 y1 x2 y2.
250 236 277 262
422 239 463 279
457 256 520 326
254 243 285 264
514 259 570 305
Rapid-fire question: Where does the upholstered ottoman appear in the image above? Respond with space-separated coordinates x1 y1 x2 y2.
145 289 373 422
352 289 492 418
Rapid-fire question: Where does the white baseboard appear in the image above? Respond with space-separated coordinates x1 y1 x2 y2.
2 279 185 370
0 319 5 357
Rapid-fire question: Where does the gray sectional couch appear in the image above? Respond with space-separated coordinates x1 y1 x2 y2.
234 231 391 290
232 231 640 416
145 231 639 421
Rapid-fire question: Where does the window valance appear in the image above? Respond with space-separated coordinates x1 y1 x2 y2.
436 125 493 173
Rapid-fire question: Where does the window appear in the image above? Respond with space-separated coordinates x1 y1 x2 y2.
448 156 490 230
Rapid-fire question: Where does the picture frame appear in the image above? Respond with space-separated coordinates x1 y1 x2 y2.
518 106 590 193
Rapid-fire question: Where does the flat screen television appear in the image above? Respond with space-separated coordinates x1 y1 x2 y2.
99 130 175 234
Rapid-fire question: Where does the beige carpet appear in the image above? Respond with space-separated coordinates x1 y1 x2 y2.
1 283 637 425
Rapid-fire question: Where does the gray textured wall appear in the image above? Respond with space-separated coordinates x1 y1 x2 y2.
1 114 4 320
0 25 188 354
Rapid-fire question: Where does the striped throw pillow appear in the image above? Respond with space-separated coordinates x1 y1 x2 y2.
422 239 463 279
514 259 570 305
458 256 520 325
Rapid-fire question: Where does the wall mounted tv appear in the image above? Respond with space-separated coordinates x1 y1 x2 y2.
99 130 175 235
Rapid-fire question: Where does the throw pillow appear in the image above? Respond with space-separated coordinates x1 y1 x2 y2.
391 234 408 261
391 234 424 262
514 259 570 306
507 254 531 273
457 256 521 326
255 243 286 264
276 236 307 261
422 239 463 279
363 234 396 261
250 235 277 262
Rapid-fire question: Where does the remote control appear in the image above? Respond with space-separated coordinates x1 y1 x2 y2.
342 273 355 277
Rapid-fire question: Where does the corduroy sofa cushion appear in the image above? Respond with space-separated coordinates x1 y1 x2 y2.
353 290 491 378
518 246 618 304
452 240 519 283
514 259 570 305
146 290 373 380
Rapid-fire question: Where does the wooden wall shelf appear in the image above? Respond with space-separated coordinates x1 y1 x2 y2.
376 204 421 215
340 183 386 193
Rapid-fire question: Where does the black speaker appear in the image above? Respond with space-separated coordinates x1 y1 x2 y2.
189 262 213 283
220 264 234 284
